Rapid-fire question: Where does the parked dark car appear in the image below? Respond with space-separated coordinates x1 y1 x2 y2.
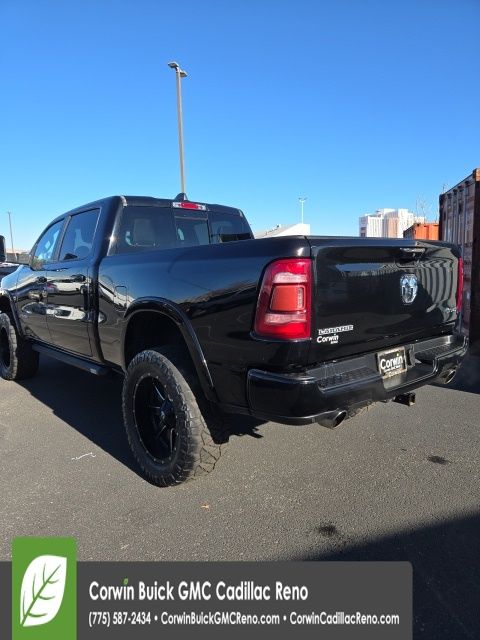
0 195 467 485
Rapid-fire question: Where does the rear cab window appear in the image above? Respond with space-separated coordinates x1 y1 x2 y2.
114 205 252 254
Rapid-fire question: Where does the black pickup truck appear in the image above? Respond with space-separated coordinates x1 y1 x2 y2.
0 195 467 485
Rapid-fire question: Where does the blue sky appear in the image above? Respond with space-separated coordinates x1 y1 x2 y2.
1 0 479 250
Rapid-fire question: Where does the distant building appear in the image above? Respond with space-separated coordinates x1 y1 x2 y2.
403 222 439 241
359 213 384 237
439 168 480 341
254 223 311 239
359 208 425 238
6 249 29 262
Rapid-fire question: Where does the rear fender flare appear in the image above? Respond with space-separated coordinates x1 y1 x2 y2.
122 298 216 402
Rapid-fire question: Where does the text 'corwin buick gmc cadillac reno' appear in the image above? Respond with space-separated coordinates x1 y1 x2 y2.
0 194 468 485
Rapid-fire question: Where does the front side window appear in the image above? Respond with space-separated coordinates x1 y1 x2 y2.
31 220 63 270
59 209 100 261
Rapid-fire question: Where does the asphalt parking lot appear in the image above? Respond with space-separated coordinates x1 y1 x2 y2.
1 352 479 638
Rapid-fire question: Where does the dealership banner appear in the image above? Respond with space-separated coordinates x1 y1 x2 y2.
0 538 412 639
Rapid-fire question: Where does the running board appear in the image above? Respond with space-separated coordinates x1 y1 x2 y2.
32 343 110 376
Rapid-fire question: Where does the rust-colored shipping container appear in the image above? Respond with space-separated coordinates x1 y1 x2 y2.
439 168 480 343
403 222 439 240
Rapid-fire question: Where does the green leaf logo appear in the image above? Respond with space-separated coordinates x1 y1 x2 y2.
20 555 67 627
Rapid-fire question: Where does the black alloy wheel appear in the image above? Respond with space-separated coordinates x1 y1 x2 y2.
133 375 178 463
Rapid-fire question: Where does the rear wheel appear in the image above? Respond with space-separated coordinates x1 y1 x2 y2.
122 346 226 486
0 312 39 380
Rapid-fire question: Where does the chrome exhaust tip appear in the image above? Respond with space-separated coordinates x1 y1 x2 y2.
317 410 347 429
443 369 457 385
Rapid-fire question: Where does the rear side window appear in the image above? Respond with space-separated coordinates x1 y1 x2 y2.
59 209 100 261
115 206 252 255
209 212 252 243
116 207 178 253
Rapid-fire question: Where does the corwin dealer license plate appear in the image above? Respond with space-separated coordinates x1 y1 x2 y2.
377 346 407 378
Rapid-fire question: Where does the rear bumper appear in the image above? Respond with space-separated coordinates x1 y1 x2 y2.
246 333 468 425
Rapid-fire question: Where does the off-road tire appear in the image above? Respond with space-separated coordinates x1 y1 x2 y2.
0 312 39 380
122 346 226 486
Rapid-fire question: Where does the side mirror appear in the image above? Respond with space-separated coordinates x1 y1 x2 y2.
0 235 6 263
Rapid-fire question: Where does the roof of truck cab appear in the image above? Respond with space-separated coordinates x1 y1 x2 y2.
48 195 245 227
122 196 245 216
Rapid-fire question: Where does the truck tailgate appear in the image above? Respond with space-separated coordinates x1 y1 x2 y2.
308 238 461 363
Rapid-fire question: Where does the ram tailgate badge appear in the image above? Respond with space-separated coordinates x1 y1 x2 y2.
400 274 418 304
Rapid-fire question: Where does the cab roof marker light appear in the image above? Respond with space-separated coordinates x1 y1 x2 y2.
172 201 207 211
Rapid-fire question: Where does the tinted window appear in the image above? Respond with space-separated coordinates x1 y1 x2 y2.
209 212 252 243
116 207 178 253
115 206 252 255
174 210 209 247
59 209 100 261
32 220 63 270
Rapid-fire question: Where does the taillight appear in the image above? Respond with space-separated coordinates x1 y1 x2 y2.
456 257 464 313
254 258 312 340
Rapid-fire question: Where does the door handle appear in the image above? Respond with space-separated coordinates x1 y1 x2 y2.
28 291 43 301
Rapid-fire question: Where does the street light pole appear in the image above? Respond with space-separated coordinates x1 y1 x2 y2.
299 197 307 224
168 61 188 194
6 211 15 259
